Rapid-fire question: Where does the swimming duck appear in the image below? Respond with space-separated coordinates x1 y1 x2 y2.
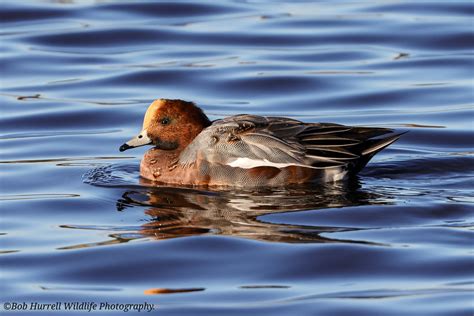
120 99 402 187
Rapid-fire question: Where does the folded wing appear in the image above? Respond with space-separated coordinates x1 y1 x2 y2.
179 114 402 172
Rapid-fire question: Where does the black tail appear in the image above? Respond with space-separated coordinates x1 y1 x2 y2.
352 132 407 173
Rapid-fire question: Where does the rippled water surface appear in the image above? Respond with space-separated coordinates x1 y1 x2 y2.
1 0 473 315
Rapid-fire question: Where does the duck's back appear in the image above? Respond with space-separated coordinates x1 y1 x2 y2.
174 115 401 187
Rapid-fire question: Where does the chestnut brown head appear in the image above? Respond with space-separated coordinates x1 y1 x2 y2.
120 99 210 152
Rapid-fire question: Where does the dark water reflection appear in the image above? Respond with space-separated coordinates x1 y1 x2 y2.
79 169 392 246
1 0 474 315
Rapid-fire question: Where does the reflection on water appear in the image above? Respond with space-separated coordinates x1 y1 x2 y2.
73 166 394 247
65 165 400 249
125 182 388 244
128 183 387 243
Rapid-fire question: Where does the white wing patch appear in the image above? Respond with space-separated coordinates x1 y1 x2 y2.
227 158 297 169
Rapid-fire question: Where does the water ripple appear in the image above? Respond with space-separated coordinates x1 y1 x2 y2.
1 0 473 315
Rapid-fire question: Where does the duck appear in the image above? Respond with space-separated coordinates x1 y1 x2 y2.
119 99 403 187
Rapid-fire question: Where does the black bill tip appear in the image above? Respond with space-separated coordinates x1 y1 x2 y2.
119 143 132 152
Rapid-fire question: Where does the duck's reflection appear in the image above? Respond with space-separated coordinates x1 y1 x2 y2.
114 179 391 244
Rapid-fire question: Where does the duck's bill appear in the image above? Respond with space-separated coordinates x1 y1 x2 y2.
119 130 152 152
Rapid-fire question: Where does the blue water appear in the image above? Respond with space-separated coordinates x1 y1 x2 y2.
1 1 473 315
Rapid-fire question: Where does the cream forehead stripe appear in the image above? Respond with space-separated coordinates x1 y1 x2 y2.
142 99 166 129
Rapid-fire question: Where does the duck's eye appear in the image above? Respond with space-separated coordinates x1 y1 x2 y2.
161 117 171 125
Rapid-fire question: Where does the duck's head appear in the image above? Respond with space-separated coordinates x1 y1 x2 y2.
119 99 211 152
